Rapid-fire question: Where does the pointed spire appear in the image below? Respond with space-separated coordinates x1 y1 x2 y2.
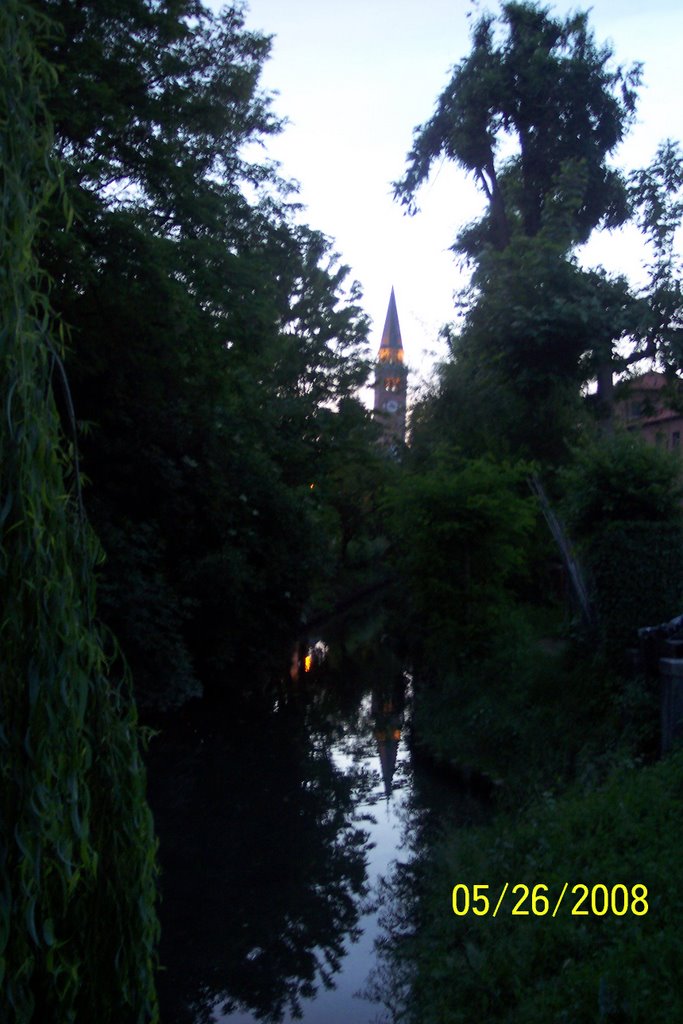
378 287 404 362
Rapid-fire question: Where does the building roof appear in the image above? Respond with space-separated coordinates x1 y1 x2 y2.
379 287 403 354
627 371 668 393
616 371 683 429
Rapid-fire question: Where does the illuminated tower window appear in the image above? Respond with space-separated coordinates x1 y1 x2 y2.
373 287 408 446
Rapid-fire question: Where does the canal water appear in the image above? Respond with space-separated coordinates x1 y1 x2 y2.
147 631 479 1024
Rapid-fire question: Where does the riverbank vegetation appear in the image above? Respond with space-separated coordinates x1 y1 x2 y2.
1 4 158 1020
3 0 683 1020
369 3 683 1020
372 750 683 1024
389 432 683 800
1 0 384 1019
28 0 386 711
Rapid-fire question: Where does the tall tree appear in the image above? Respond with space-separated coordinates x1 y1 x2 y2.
627 140 683 373
33 0 373 706
0 3 158 1019
396 1 641 256
397 2 682 456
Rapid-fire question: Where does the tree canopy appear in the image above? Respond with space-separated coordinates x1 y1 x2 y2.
30 0 377 708
395 0 641 256
398 1 682 461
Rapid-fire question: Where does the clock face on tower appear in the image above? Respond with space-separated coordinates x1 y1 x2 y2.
386 399 398 413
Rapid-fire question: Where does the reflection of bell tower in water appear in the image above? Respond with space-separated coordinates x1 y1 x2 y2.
372 682 405 799
373 287 408 446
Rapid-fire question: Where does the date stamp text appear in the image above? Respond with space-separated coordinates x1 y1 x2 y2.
451 883 649 917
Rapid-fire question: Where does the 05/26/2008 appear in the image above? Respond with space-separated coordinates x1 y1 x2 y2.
451 882 649 918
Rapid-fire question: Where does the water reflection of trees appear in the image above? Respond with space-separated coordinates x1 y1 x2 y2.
302 639 409 796
148 701 371 1024
361 741 492 1024
148 597 468 1024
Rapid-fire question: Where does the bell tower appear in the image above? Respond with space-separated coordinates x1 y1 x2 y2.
373 287 408 446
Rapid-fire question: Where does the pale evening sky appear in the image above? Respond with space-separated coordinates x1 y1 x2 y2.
212 0 683 397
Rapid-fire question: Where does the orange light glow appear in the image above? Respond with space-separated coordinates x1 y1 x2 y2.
392 729 402 741
304 653 313 673
378 347 404 364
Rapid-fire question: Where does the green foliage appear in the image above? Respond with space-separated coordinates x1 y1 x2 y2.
562 432 683 538
560 433 683 647
411 237 633 464
420 251 646 463
384 456 536 663
395 0 640 254
396 2 683 461
307 399 390 567
628 141 683 371
28 0 375 706
411 625 622 797
408 347 529 464
586 522 683 647
374 749 683 1023
382 17 683 1018
0 4 158 1019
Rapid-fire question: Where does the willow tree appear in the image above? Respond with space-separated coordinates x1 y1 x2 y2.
0 4 158 1021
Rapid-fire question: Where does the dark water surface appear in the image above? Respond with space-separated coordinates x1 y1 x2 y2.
147 637 477 1024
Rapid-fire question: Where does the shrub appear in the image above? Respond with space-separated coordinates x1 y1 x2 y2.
562 433 683 649
384 455 536 665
